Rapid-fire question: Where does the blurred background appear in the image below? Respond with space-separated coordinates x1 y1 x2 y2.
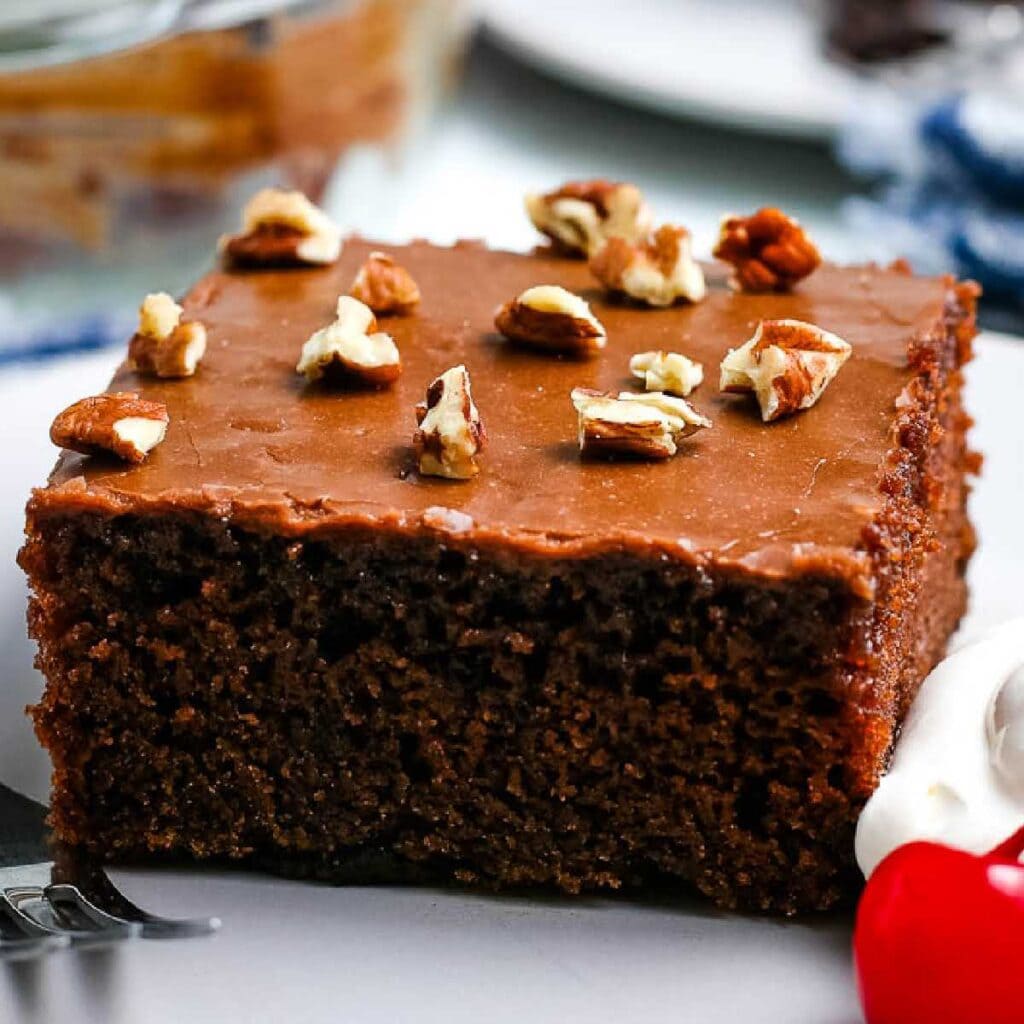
1 0 1023 366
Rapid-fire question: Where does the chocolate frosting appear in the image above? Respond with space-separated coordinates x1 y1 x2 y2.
36 239 955 591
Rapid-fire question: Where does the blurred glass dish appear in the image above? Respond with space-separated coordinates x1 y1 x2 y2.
0 0 470 300
0 2 185 72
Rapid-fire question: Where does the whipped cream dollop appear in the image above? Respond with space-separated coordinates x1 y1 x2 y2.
856 620 1024 877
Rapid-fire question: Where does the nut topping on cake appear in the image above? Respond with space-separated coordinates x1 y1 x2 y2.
713 207 821 292
629 350 704 396
495 285 606 356
350 251 421 315
127 292 207 379
414 365 486 479
525 179 653 257
720 319 851 422
50 393 169 463
220 188 341 268
590 225 707 307
297 296 401 385
571 387 710 459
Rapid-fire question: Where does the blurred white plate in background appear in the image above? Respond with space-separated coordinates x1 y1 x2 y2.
479 0 857 139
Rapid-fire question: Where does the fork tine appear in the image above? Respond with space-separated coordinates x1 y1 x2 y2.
47 882 220 939
44 885 144 936
0 891 70 960
50 869 219 939
0 852 218 955
3 887 138 949
0 890 53 939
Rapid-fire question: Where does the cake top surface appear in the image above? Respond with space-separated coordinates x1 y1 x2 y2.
38 237 955 586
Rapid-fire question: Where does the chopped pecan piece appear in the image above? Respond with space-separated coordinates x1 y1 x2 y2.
220 188 341 268
571 387 710 460
629 350 704 396
494 285 606 357
590 224 706 307
296 295 401 386
720 318 852 422
525 179 652 257
127 292 207 379
414 365 486 479
713 207 821 292
350 251 421 315
50 393 169 463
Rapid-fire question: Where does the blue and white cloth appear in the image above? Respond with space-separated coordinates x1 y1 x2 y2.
0 307 131 367
840 87 1024 311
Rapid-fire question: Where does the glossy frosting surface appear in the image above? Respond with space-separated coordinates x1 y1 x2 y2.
42 239 953 582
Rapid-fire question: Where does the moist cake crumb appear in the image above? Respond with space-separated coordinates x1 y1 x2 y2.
20 239 978 914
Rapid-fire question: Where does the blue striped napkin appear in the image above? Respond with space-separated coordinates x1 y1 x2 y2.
0 308 133 366
840 88 1024 326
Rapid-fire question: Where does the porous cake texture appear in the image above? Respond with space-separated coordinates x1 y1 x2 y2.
20 239 978 913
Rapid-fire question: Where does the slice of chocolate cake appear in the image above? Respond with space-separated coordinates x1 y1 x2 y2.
20 196 978 913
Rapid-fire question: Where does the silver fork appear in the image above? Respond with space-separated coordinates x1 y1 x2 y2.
0 783 219 960
0 858 220 961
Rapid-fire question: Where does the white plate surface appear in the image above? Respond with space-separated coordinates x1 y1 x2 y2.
0 330 1021 1023
480 0 859 139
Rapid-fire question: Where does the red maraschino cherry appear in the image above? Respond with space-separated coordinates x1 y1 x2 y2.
854 824 1024 1024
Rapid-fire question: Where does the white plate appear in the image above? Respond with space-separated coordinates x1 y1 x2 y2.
480 0 859 140
1 331 1021 1023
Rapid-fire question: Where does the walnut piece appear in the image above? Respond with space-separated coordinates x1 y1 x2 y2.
50 392 169 463
296 295 401 386
713 207 821 292
629 350 704 396
414 365 486 479
571 387 710 460
494 285 606 356
220 188 341 268
127 292 207 379
720 318 851 422
350 251 421 315
590 225 706 307
137 291 180 339
525 179 652 257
